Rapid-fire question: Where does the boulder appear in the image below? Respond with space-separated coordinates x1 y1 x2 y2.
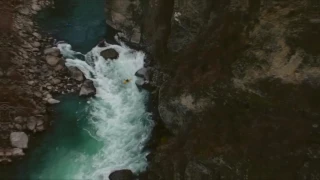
32 32 42 39
54 64 65 71
135 79 145 87
135 79 153 91
44 47 61 57
10 132 28 149
32 4 41 11
52 78 61 85
36 124 45 132
47 98 60 104
19 8 30 15
79 80 96 96
109 170 134 180
68 67 84 81
11 148 25 156
46 55 61 66
14 116 24 123
135 67 151 80
27 116 37 131
100 49 119 60
32 42 41 48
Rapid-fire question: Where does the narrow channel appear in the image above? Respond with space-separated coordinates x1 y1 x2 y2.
5 0 154 179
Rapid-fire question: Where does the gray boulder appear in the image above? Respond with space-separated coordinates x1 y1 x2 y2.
68 67 84 81
11 148 25 156
44 47 61 57
100 49 119 60
135 79 153 90
27 116 37 131
109 170 134 180
10 132 28 149
79 80 96 96
46 55 61 66
135 79 145 87
135 67 151 80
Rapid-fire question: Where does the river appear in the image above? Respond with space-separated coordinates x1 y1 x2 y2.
3 0 153 179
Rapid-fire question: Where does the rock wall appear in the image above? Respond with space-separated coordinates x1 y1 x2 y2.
105 0 320 179
105 0 142 44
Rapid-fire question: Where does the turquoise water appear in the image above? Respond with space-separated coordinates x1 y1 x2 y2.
37 0 106 53
2 0 153 179
10 94 100 179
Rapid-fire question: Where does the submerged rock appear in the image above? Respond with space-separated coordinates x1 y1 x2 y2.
100 49 119 60
109 170 134 180
79 79 96 96
10 132 28 149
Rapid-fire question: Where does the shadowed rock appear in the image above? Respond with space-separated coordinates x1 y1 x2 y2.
100 48 119 60
79 79 96 96
109 170 134 180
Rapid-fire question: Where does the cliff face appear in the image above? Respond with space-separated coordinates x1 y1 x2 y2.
106 0 320 179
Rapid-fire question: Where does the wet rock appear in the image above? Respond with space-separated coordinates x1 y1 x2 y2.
10 132 28 149
47 98 60 104
100 49 119 60
44 47 61 57
68 67 84 81
79 80 96 96
109 170 134 180
45 55 61 66
135 67 151 80
135 79 145 87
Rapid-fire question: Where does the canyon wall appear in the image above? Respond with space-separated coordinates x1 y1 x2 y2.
106 0 320 179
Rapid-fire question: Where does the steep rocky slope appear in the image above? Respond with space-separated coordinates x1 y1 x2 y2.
106 0 320 179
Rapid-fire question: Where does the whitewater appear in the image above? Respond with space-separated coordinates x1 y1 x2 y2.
55 41 154 179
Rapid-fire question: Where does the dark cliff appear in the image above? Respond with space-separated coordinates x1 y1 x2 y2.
106 0 320 179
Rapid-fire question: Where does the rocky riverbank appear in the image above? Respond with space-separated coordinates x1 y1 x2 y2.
0 0 97 162
105 0 320 179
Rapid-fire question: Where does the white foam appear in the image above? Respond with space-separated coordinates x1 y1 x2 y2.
57 43 154 180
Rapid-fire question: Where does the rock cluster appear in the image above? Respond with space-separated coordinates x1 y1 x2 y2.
0 0 95 162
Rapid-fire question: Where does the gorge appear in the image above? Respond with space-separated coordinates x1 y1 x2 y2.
0 0 320 179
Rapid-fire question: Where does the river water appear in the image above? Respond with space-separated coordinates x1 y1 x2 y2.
3 0 153 179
